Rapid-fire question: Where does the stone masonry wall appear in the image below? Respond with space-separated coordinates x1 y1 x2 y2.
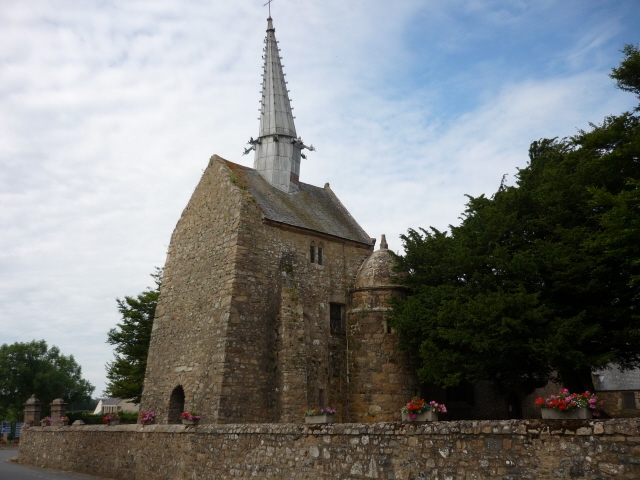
141 155 245 423
18 419 640 479
143 155 373 424
348 287 420 423
598 391 640 418
222 161 373 422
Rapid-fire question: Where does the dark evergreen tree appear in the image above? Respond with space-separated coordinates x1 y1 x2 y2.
390 45 640 394
610 44 640 102
104 268 162 403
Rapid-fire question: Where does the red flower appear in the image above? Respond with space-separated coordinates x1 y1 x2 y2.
534 397 545 406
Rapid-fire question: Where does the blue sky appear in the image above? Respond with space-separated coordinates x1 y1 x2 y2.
1 0 638 397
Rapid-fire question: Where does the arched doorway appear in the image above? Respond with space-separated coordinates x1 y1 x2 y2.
168 386 185 424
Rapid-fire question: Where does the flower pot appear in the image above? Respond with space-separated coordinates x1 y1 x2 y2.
40 421 51 427
305 414 334 424
182 419 199 426
141 421 154 426
107 419 120 426
402 411 438 422
59 421 68 426
541 407 592 420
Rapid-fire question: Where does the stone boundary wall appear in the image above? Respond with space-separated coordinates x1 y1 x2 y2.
18 419 640 479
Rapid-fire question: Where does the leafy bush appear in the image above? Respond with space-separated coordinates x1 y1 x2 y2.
67 410 139 424
118 412 139 424
67 411 102 424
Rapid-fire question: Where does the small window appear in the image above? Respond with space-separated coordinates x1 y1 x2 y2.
622 392 636 410
310 243 315 263
317 247 323 265
330 303 344 334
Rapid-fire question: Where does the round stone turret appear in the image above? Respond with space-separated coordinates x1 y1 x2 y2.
354 234 399 290
347 235 418 423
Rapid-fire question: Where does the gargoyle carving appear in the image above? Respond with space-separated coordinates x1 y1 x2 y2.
242 137 262 156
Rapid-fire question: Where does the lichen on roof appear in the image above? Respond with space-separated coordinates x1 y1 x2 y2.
218 157 372 245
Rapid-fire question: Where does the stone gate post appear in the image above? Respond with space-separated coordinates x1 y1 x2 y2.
50 398 67 424
23 394 42 426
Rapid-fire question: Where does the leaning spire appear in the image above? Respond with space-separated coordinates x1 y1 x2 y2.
243 16 314 193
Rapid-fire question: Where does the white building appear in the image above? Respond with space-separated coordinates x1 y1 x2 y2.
93 398 140 415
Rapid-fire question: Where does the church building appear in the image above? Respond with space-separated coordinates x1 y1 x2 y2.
140 16 420 424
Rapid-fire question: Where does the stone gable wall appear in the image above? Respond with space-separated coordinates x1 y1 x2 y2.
141 156 246 423
18 419 640 479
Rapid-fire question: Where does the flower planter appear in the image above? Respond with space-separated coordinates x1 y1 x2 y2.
59 421 68 426
182 419 199 426
541 407 592 420
40 421 51 427
402 411 438 422
305 415 334 424
107 419 120 426
141 421 154 426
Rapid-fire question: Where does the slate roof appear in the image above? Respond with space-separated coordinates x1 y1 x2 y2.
593 366 640 391
224 159 373 245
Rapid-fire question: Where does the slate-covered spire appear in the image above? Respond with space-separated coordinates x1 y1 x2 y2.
244 16 314 193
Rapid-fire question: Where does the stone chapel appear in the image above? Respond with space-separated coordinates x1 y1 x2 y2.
140 16 420 424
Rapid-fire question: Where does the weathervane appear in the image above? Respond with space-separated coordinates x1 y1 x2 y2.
264 0 274 17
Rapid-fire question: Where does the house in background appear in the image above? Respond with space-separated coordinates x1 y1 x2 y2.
93 398 139 415
593 367 640 418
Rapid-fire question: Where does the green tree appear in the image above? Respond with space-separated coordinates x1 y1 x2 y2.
610 44 640 102
104 268 162 403
0 340 94 420
390 45 640 394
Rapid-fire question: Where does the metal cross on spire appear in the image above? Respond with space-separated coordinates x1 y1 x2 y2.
263 0 274 17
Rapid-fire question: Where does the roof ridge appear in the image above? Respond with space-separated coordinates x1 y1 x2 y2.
213 157 372 245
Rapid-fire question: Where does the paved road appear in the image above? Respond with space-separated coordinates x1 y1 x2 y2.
0 449 109 480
